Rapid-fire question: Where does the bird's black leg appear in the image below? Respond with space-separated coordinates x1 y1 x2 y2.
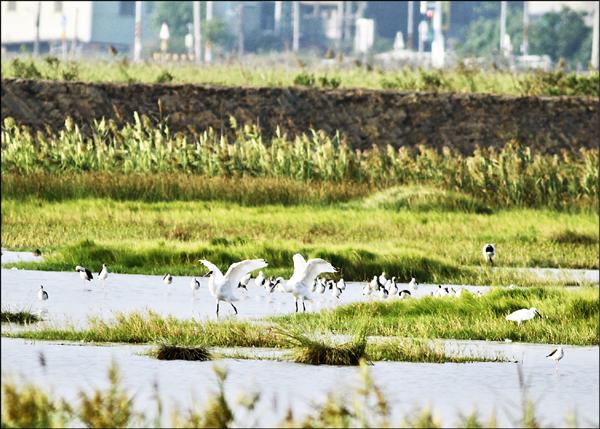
230 302 238 315
302 300 306 312
216 301 220 316
295 299 298 313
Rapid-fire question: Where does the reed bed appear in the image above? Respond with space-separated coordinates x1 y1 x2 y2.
2 56 598 96
1 360 588 428
1 309 41 324
2 117 597 210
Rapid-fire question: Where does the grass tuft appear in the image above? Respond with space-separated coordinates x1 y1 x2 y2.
152 344 211 361
1 309 41 324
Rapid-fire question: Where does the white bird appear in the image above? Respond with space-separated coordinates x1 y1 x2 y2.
98 264 109 288
199 258 268 316
315 278 326 295
279 253 337 312
190 277 201 297
388 277 398 295
337 278 346 291
255 271 266 288
379 271 388 286
362 283 371 296
37 285 48 301
483 243 496 266
332 283 343 300
546 347 564 369
75 265 93 289
408 277 418 291
163 273 173 285
506 307 542 325
369 276 379 293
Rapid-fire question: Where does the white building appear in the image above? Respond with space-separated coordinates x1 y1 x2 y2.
1 1 155 55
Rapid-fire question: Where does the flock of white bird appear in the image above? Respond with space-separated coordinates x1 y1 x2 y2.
34 242 564 366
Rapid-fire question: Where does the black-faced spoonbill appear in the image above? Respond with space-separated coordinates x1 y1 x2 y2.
199 258 268 316
506 307 542 325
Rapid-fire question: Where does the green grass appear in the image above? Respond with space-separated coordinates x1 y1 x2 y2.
4 287 598 347
1 309 40 324
2 198 597 282
3 117 598 210
270 287 600 345
2 56 598 96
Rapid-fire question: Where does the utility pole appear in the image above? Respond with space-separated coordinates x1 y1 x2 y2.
34 1 41 56
133 1 142 61
292 1 300 52
193 1 202 64
592 1 599 69
237 2 244 56
407 0 414 50
522 1 529 56
500 1 507 55
337 1 344 49
205 1 213 63
274 1 282 35
431 1 444 67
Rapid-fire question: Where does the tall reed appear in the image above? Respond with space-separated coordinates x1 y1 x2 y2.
2 117 597 210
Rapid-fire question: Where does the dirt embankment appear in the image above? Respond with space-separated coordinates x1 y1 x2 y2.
1 78 598 153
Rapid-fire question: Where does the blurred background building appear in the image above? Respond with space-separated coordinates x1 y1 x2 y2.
1 1 598 71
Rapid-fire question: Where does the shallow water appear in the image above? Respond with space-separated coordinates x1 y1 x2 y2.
0 268 491 326
1 337 598 428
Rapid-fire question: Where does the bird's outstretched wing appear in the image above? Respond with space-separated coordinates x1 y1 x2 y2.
289 253 307 283
300 258 336 286
199 259 224 281
85 268 93 280
224 259 268 290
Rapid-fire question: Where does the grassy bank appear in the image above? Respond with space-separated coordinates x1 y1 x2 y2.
3 118 598 210
4 287 598 346
271 287 599 346
2 56 598 96
2 359 578 428
2 198 598 282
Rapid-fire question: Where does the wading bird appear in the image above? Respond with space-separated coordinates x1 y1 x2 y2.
37 285 48 301
483 243 496 266
279 253 337 312
546 347 564 370
190 277 201 297
238 273 251 290
337 278 346 291
98 264 109 288
399 289 411 299
255 271 266 288
163 273 173 286
76 265 93 289
408 277 418 291
199 258 268 316
506 307 542 325
379 271 388 286
388 277 398 296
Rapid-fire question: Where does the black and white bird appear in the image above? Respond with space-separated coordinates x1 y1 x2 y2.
190 277 201 297
399 289 412 299
388 277 398 295
163 273 173 286
408 277 418 291
337 278 346 291
76 265 93 289
483 243 496 266
238 273 251 290
378 271 388 286
546 347 564 369
37 285 48 301
378 285 389 299
98 264 109 287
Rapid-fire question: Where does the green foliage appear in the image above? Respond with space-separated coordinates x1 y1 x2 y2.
152 344 211 361
2 119 597 210
3 57 597 96
155 70 174 84
1 309 40 324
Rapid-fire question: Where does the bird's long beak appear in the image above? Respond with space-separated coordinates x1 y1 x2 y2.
536 310 543 318
203 271 212 277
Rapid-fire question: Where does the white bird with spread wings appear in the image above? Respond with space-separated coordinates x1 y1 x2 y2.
279 253 337 312
198 258 268 316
